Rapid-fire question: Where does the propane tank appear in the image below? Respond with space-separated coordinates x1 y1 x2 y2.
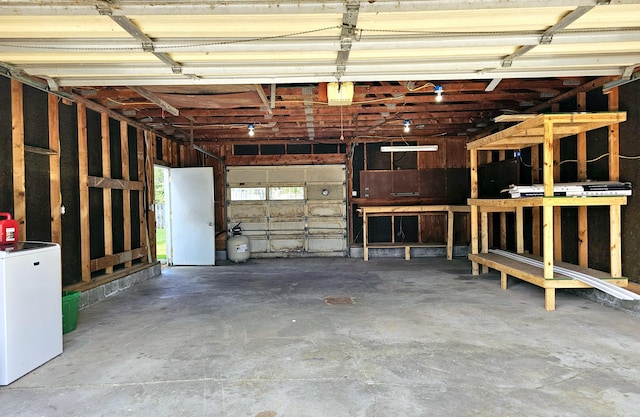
227 223 250 263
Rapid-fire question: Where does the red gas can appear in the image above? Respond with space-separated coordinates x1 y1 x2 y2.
0 212 19 244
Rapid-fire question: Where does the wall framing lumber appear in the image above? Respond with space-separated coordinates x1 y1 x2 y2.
48 94 62 245
90 247 147 273
101 112 113 274
10 79 26 238
77 103 91 282
87 176 144 190
137 129 148 262
121 120 132 268
577 92 588 267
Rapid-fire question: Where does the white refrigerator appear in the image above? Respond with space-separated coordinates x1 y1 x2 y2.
0 242 63 385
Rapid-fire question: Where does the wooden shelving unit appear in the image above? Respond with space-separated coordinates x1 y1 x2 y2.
467 112 629 310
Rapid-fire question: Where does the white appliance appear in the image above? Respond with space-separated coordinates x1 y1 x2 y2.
0 242 63 385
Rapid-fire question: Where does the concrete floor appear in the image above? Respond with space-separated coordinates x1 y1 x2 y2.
2 257 640 417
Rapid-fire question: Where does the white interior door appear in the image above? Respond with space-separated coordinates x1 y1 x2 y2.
167 167 216 265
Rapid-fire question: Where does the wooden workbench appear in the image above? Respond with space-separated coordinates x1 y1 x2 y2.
358 205 470 261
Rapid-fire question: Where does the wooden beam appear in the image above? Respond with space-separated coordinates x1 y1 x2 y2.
608 88 620 181
77 103 91 282
137 128 148 262
531 145 540 256
146 132 157 261
87 176 144 190
577 93 588 267
10 79 26 239
102 112 113 274
610 205 622 277
121 120 132 268
128 86 179 116
48 94 62 245
90 247 147 273
551 104 562 262
543 118 555 278
470 148 479 275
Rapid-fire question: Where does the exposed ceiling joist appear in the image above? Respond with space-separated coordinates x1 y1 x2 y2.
128 86 180 116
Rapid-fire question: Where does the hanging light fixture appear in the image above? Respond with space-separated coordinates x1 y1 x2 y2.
380 145 439 152
403 119 411 133
248 123 255 137
434 85 444 102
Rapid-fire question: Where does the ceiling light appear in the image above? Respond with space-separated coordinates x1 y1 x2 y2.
434 85 444 102
248 123 255 137
327 81 354 106
403 119 411 133
380 145 438 152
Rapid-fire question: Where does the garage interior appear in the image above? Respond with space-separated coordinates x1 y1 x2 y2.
1 0 640 415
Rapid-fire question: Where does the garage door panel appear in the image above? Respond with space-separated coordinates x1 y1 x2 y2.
270 238 305 252
247 237 268 253
307 184 344 200
227 203 268 220
269 168 305 183
227 168 267 183
307 167 346 183
269 220 305 233
308 237 346 252
307 202 344 217
270 202 304 217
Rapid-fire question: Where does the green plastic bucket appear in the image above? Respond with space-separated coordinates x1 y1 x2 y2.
62 291 81 334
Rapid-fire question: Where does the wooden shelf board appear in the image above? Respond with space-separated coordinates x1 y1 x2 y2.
468 252 628 289
468 196 627 208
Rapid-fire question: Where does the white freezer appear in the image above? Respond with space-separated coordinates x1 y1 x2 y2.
0 242 63 385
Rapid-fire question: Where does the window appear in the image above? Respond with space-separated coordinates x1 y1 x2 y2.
230 187 266 201
269 186 304 200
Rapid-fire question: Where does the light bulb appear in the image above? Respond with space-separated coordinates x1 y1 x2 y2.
248 123 255 137
434 85 444 102
403 119 411 133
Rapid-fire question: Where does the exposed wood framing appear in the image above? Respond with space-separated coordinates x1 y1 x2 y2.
577 93 588 267
608 88 620 181
121 121 132 268
91 247 147 273
145 131 157 261
48 94 62 245
531 145 540 255
88 177 144 190
10 80 25 238
77 103 91 282
101 112 113 274
137 129 148 262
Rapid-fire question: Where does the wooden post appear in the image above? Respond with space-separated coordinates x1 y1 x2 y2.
101 113 113 274
516 206 524 254
551 104 562 262
121 121 132 268
10 80 26 238
470 149 479 275
146 132 157 261
447 209 454 260
77 103 91 282
543 119 555 279
499 150 507 250
610 204 622 277
608 89 621 277
481 211 489 273
577 92 588 267
48 94 62 245
137 129 148 262
363 211 369 261
608 88 620 181
531 145 540 255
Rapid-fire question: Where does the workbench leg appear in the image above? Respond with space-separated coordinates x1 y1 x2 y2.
363 213 369 261
544 288 556 311
447 209 454 260
501 271 508 290
405 246 410 260
481 211 489 274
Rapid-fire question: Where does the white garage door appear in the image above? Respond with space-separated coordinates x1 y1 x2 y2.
226 165 347 258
